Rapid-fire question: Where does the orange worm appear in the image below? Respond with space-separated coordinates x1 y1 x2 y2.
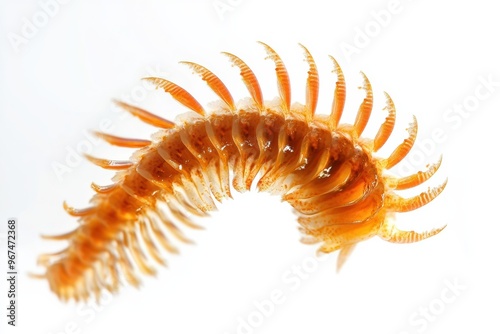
36 43 446 301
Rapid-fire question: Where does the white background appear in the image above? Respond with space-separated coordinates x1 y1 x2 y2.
1 1 499 333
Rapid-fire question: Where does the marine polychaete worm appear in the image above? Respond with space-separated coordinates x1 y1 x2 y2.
36 42 447 301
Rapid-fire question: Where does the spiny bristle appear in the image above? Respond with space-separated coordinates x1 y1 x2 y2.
144 77 206 116
373 92 396 152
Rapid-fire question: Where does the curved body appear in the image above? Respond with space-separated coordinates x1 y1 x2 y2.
37 43 446 301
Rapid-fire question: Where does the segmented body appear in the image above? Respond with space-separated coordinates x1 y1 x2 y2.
37 43 446 301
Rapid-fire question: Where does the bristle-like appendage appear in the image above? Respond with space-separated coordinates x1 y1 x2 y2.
145 77 206 116
328 56 346 130
113 100 175 129
93 131 151 148
382 116 418 169
258 41 291 114
373 92 396 152
353 72 373 137
299 43 319 121
180 61 236 112
222 51 263 110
